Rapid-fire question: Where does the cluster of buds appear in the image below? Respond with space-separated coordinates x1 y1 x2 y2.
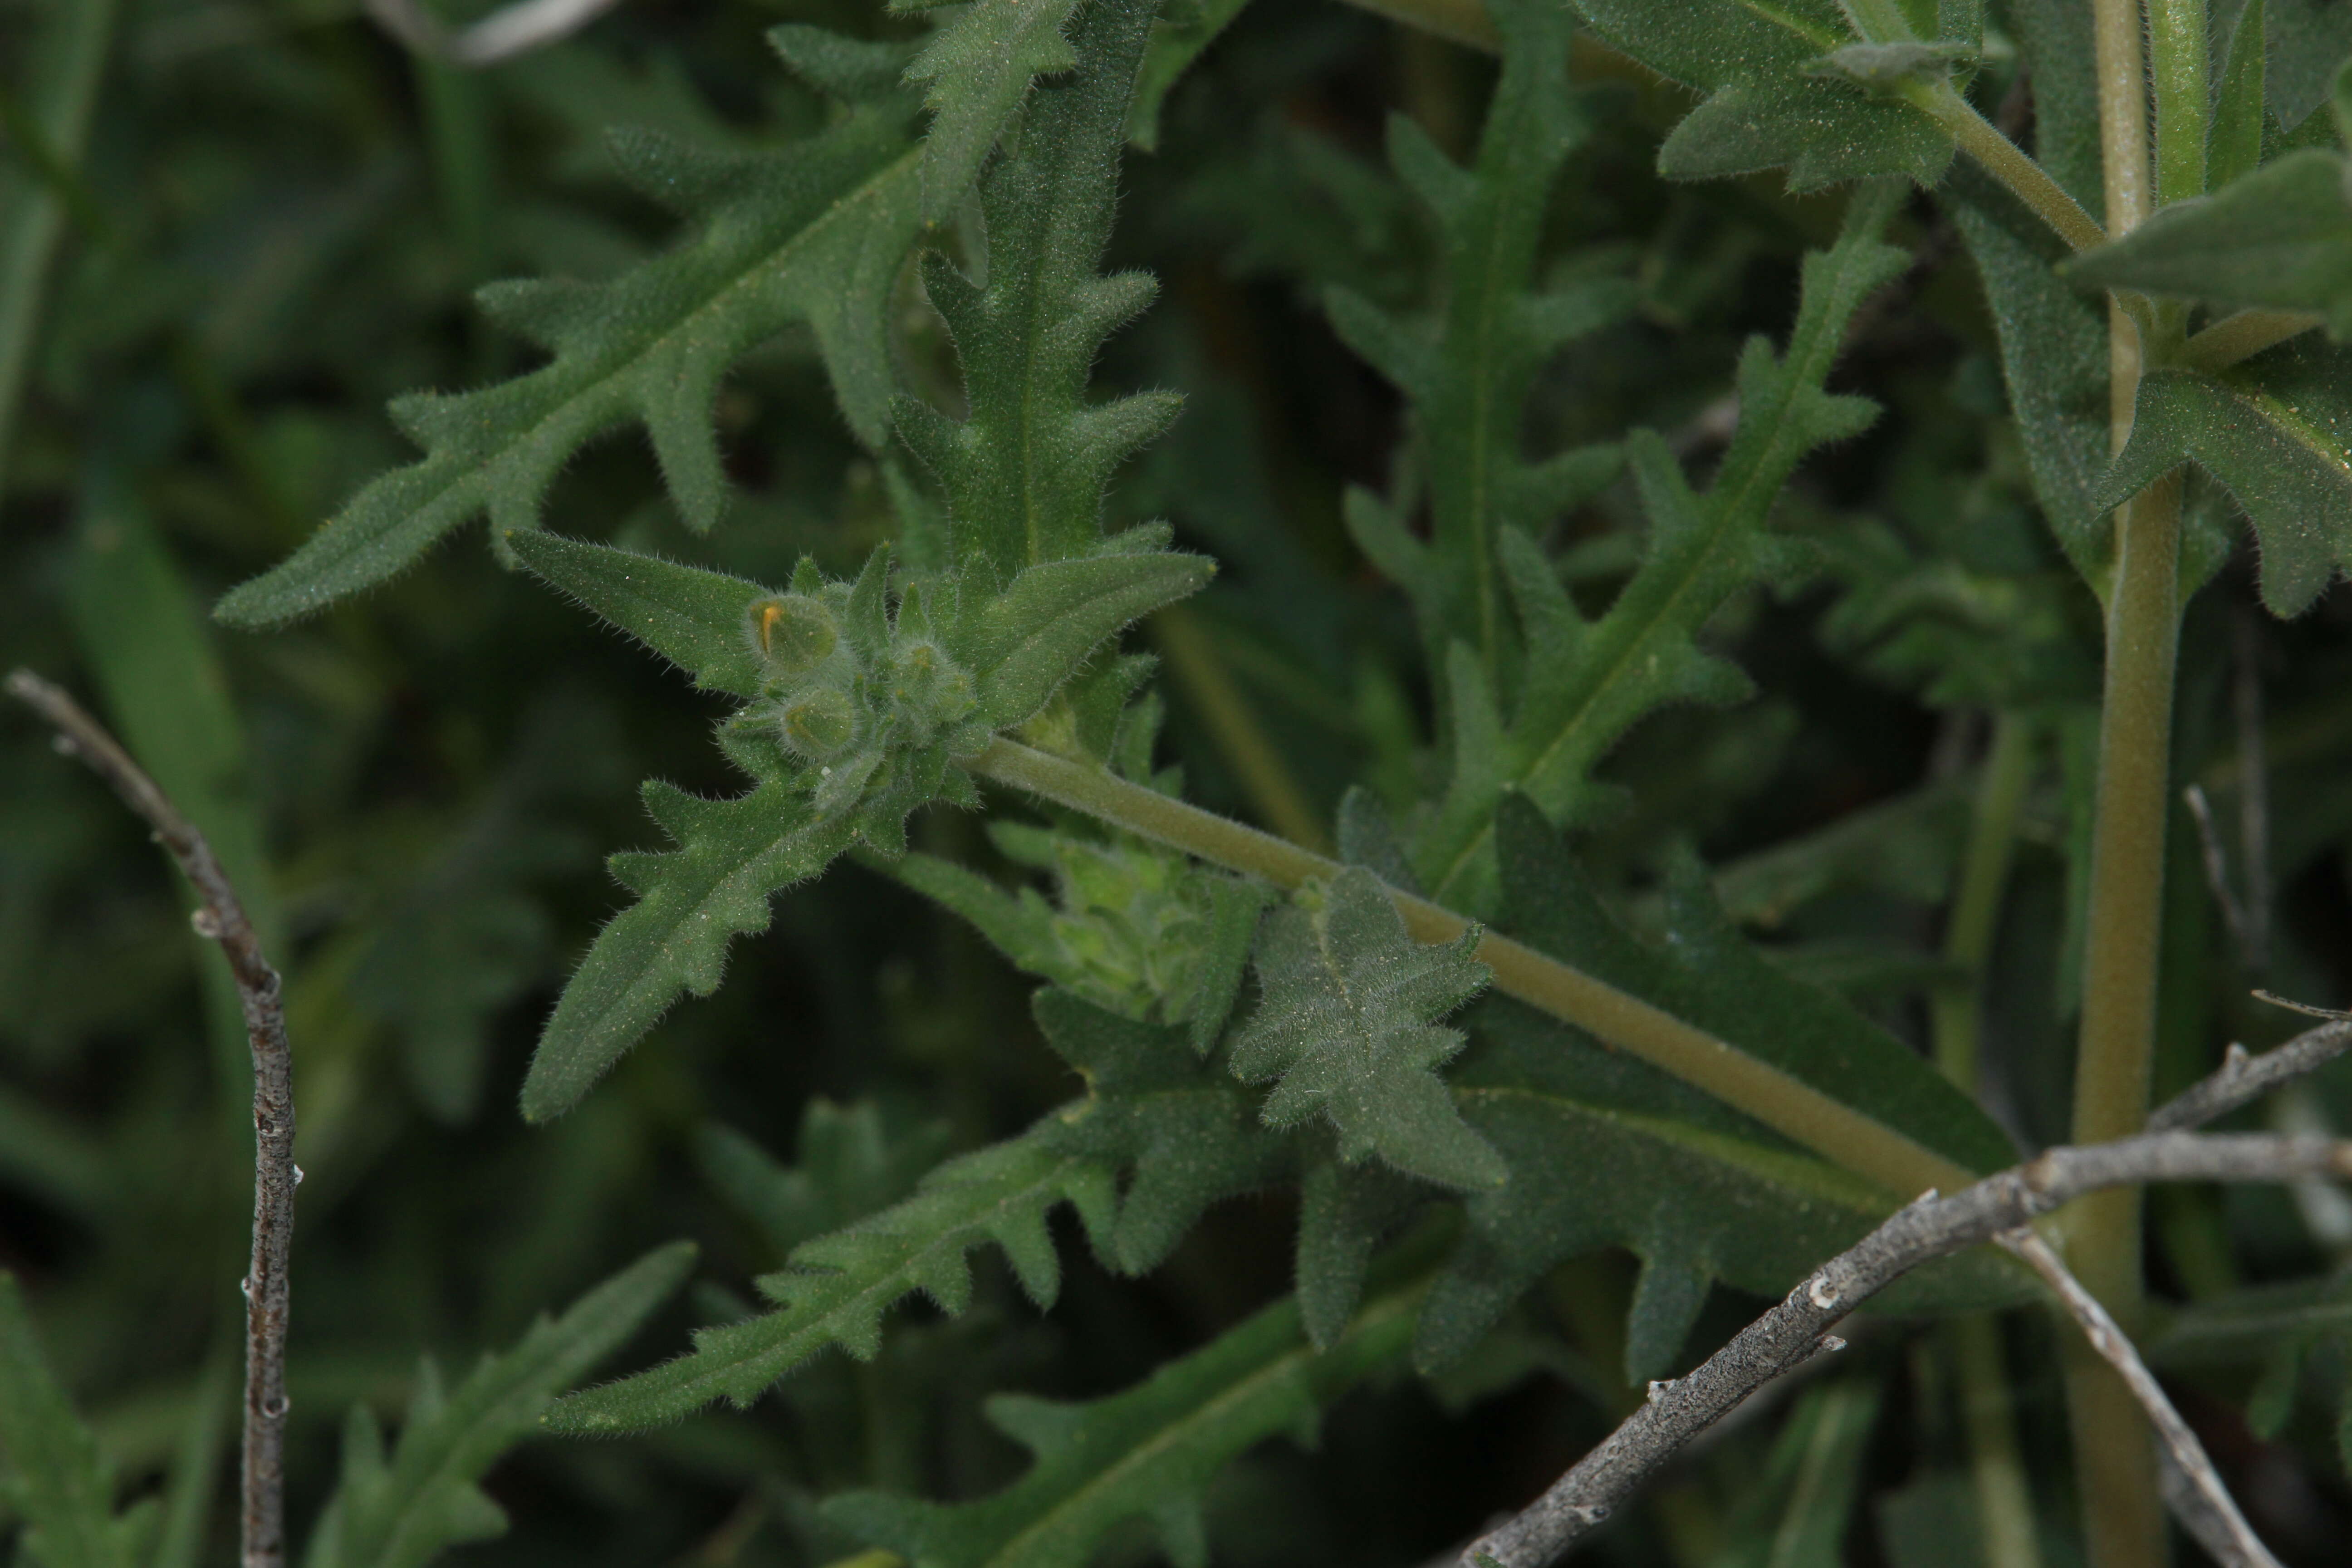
741 574 985 823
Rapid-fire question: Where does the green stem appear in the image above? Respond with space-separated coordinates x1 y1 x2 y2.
1149 605 1333 853
0 0 118 500
2180 309 2324 372
1904 81 2109 254
1931 714 2036 1088
2148 0 2210 205
971 737 1979 1201
1926 714 2042 1568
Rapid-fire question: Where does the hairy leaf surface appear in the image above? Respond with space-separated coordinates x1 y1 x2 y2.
1228 867 1502 1192
0 1274 149 1568
304 1243 693 1568
1577 0 1974 190
899 0 1085 220
823 1266 1430 1568
1414 189 1910 913
217 39 928 626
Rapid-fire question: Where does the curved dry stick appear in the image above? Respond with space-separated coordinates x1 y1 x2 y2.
363 0 627 66
6 670 296 1568
1455 1130 2352 1568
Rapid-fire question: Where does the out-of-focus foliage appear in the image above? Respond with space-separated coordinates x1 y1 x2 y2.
5 0 2352 1564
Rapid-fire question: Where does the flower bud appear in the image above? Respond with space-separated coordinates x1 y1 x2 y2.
748 594 838 676
778 687 858 760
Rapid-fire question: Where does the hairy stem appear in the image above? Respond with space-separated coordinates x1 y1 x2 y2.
2180 309 2325 372
8 671 295 1568
971 737 1976 1200
1148 605 1333 853
0 0 118 500
2148 0 2209 205
1906 81 2109 254
2068 465 2183 1565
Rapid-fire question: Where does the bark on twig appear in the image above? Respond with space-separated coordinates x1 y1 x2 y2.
363 0 626 65
1999 1229 2283 1568
6 669 295 1568
1455 1131 2352 1568
2147 1015 2352 1133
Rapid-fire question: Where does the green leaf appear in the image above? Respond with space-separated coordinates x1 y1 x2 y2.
1325 0 1630 694
2092 345 2352 615
0 1274 146 1568
1413 187 1910 912
964 549 1216 727
1227 866 1504 1192
304 1243 694 1568
215 49 926 627
2212 0 2269 190
1713 1380 1882 1568
2268 0 2352 128
545 1136 1114 1434
1578 0 1972 191
696 1098 955 1261
1127 0 1255 152
2068 150 2352 337
519 779 852 1123
507 532 774 699
1412 797 2024 1372
895 0 1181 578
822 1262 1430 1568
899 0 1084 221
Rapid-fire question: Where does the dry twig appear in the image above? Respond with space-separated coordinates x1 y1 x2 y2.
363 0 626 66
2147 1012 2352 1133
1998 1229 2282 1568
5 669 297 1568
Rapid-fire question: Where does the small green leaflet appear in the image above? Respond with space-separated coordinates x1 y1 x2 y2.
894 0 1182 579
2068 149 2352 338
1128 0 1256 151
303 1243 693 1568
549 991 1286 1433
1326 0 1629 696
2092 343 2352 615
1228 867 1504 1192
696 1098 954 1262
822 1263 1431 1568
216 31 929 627
897 0 1085 221
1411 186 1910 914
506 532 1208 1122
1577 0 1976 191
0 1273 153 1568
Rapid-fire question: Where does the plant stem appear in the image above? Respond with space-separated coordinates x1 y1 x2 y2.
2180 309 2324 372
2148 0 2209 205
1905 82 2109 254
971 737 1977 1201
2065 474 2183 1568
1949 1316 2045 1568
0 0 118 500
1932 713 2036 1088
7 671 296 1568
2068 0 2171 1558
1149 605 1333 853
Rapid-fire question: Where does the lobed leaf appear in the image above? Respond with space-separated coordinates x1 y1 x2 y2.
545 1137 1113 1434
1227 867 1503 1192
216 44 926 627
896 0 1181 578
898 0 1085 221
1578 0 1972 191
823 1263 1431 1568
0 1274 148 1568
519 780 851 1123
2093 347 2352 615
304 1243 693 1568
1412 187 1911 913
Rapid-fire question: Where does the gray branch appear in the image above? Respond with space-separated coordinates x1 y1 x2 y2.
1999 1229 2282 1568
1456 1130 2352 1568
7 670 297 1568
2147 1014 2352 1132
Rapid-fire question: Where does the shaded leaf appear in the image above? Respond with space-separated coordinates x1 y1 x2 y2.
899 0 1085 220
0 1274 147 1568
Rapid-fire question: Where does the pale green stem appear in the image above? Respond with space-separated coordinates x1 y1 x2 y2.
971 737 1978 1201
0 0 118 499
1905 82 2110 254
1149 605 1333 853
2149 0 2209 205
2180 309 2325 372
1926 713 2042 1568
2065 3 2169 1560
1932 713 2036 1088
